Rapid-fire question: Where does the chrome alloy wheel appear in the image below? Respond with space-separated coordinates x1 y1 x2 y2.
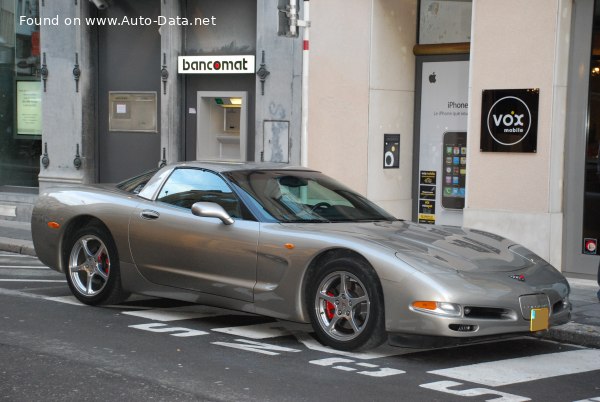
314 271 371 342
68 235 111 297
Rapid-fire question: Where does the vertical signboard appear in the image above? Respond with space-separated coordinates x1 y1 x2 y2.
418 60 469 226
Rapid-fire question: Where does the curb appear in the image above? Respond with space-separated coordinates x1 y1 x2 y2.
0 237 36 257
538 322 600 349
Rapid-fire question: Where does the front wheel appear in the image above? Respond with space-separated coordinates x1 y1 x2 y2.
307 257 386 351
65 225 128 305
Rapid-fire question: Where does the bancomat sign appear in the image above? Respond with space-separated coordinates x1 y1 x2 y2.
178 55 255 74
480 88 539 153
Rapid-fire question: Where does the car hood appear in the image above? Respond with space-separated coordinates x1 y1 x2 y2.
289 220 536 273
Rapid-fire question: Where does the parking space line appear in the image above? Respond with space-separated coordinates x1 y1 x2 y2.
44 296 84 305
212 322 297 339
122 306 225 322
0 279 66 283
0 265 50 269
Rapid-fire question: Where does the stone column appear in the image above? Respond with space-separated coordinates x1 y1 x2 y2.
159 0 184 165
38 0 96 191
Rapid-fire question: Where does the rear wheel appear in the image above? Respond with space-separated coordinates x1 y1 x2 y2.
307 257 386 351
65 224 128 305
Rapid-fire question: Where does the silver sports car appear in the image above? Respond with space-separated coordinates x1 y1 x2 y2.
31 161 571 351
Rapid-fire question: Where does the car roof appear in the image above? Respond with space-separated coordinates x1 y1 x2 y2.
173 160 319 173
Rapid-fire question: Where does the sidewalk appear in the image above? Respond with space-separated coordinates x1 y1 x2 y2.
1 219 599 348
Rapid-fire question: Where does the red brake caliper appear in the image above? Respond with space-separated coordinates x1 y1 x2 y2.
98 254 109 275
325 291 336 320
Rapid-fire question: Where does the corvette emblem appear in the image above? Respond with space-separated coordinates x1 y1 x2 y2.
510 274 526 282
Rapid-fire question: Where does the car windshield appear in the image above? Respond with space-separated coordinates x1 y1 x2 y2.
116 169 158 194
225 170 396 223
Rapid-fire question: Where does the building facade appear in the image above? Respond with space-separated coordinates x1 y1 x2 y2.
0 0 598 277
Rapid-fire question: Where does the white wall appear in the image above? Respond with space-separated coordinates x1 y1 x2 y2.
308 1 372 194
464 0 572 269
367 0 417 219
309 0 417 218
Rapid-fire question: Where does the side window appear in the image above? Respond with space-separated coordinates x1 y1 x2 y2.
157 169 242 218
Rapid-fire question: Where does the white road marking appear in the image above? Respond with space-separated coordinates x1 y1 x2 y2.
356 362 378 368
212 322 297 339
310 357 354 366
122 305 225 322
294 332 414 360
428 349 600 387
129 323 209 337
0 253 34 258
44 296 84 305
358 367 405 377
309 357 405 377
573 398 600 402
211 339 302 356
333 365 356 371
420 381 530 402
0 265 49 269
0 279 66 283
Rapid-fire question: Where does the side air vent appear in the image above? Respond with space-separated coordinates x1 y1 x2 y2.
463 306 515 320
449 324 477 332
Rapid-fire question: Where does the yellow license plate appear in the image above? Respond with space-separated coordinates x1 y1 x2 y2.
530 307 549 332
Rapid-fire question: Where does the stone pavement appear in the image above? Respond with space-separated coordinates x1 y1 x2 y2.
1 219 599 349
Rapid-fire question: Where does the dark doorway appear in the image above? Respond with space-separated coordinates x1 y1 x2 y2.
97 0 161 182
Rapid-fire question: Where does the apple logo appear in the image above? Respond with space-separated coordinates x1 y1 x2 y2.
429 72 436 83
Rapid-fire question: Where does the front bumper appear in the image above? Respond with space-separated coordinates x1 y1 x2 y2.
388 306 571 348
381 273 572 348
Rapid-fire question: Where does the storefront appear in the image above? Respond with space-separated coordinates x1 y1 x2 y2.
0 0 42 189
41 0 302 185
0 0 598 277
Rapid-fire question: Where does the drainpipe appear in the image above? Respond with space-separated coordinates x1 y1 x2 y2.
297 0 310 167
285 0 310 166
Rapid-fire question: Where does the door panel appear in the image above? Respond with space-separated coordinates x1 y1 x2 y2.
129 200 259 301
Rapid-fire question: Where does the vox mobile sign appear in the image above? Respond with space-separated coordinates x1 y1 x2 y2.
480 88 539 152
178 55 255 74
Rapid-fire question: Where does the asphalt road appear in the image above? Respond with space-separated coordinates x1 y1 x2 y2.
1 251 600 402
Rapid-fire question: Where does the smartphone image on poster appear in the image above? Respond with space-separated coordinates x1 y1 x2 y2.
441 131 467 210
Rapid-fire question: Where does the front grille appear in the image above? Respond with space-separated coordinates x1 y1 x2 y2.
463 306 514 320
519 294 550 320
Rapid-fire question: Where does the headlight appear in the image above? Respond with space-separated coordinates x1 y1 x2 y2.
411 301 462 317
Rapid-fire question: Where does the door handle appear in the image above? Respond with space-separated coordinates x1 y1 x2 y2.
140 210 160 220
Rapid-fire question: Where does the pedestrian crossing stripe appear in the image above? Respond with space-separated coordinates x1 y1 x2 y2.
428 349 600 386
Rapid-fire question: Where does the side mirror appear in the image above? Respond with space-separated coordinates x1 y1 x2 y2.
191 202 234 225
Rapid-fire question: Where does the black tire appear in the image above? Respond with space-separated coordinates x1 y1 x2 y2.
307 256 386 351
64 224 128 305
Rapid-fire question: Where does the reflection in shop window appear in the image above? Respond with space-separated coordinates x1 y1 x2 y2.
582 0 600 254
0 0 42 188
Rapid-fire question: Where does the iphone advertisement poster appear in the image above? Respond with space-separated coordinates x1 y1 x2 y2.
418 60 469 226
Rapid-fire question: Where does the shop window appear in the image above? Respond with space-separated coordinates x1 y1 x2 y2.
0 0 42 188
582 0 600 255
